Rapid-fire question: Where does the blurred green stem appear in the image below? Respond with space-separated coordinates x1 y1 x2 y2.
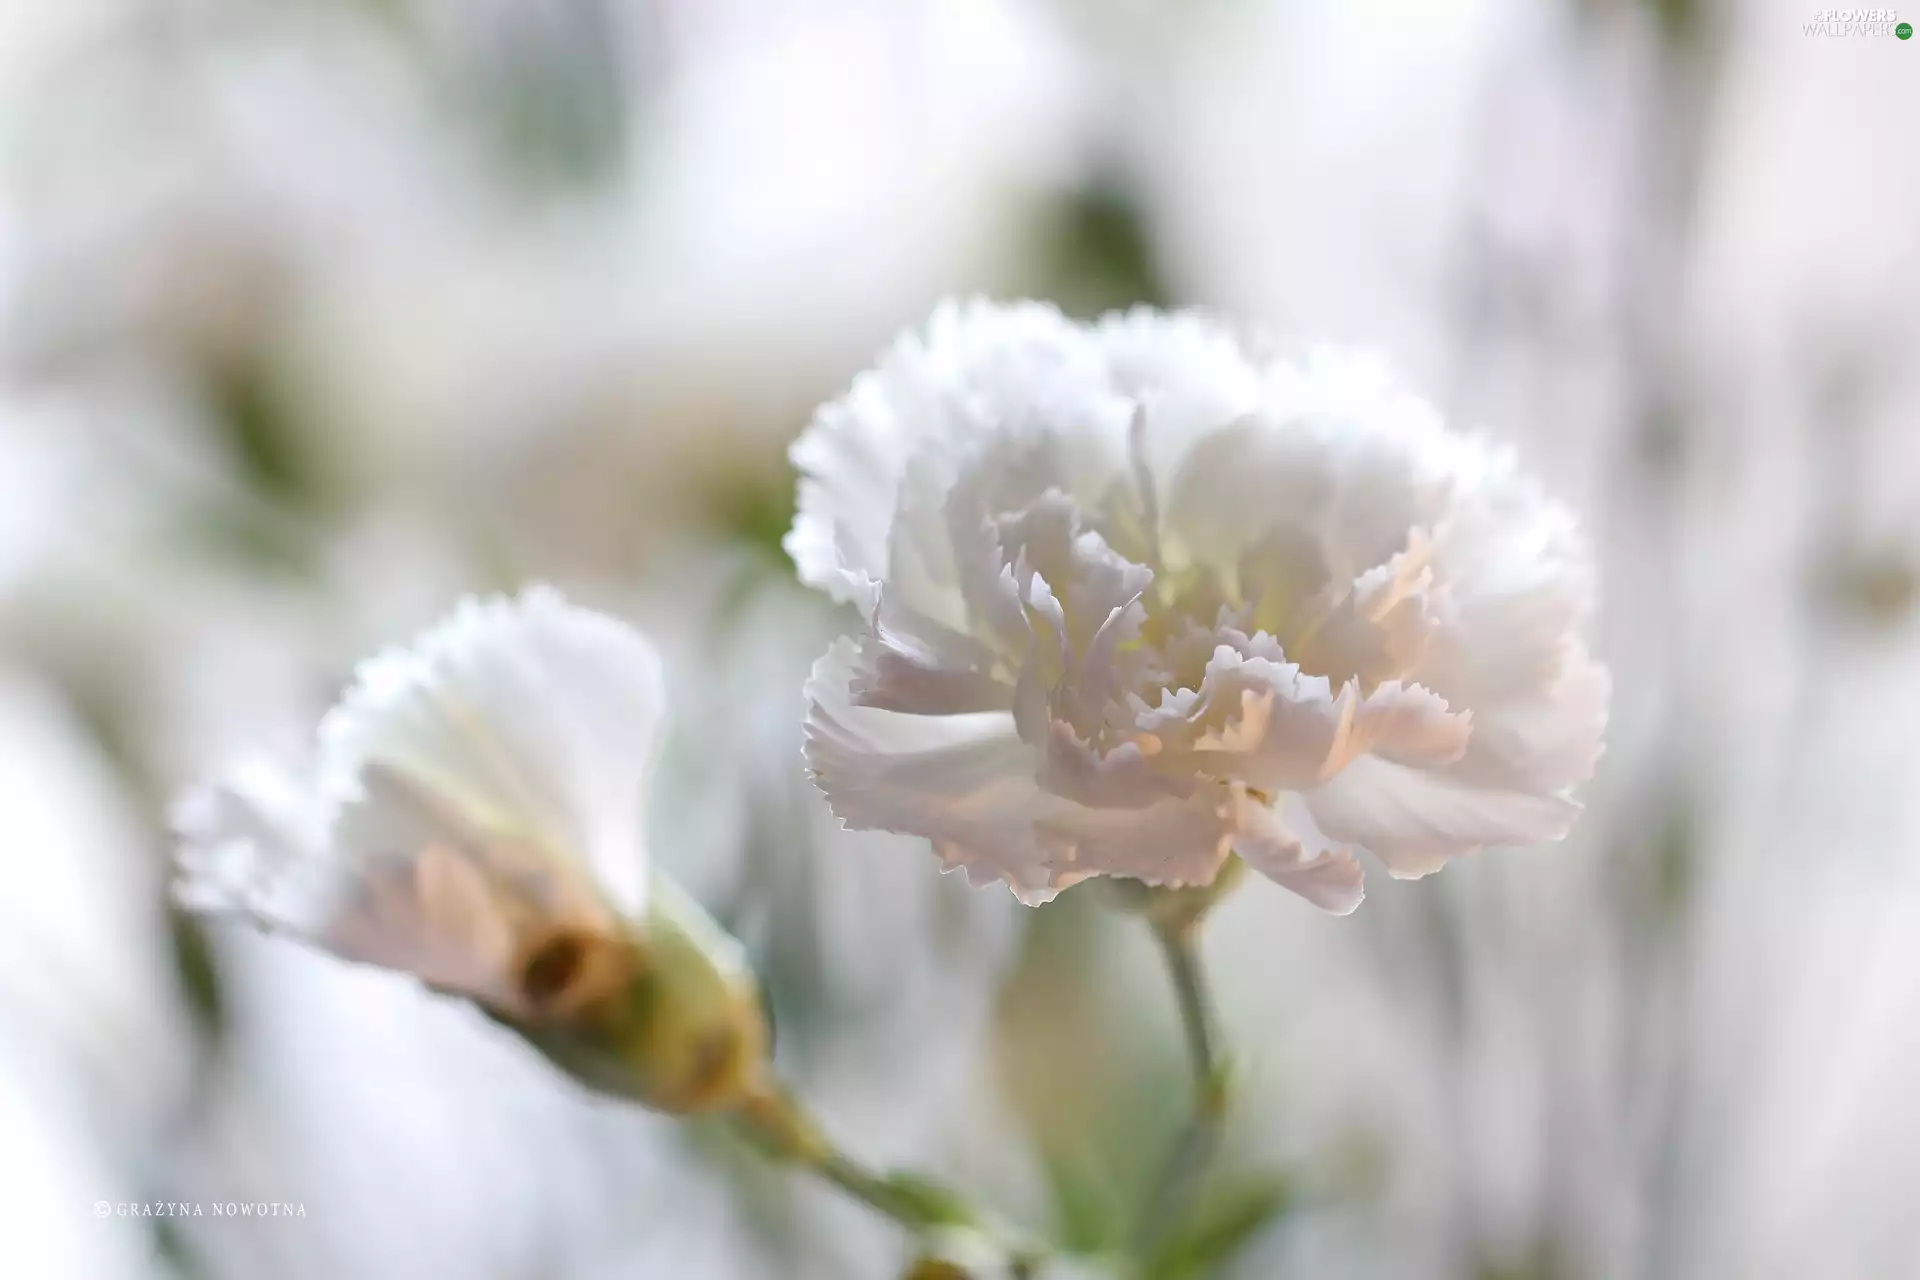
733 1081 1040 1273
1158 917 1221 1089
1135 913 1231 1264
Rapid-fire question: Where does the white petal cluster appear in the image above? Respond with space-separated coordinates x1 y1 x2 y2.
172 588 666 1015
791 300 1608 910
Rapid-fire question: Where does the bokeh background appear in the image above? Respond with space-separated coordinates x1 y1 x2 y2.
3 1 1918 1276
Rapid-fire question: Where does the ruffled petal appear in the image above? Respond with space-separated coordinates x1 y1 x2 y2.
850 591 1017 716
1348 680 1473 770
1226 786 1365 914
172 755 339 936
1291 529 1441 688
171 590 664 1015
318 587 665 918
1303 754 1580 879
1180 642 1356 792
807 638 1236 902
1442 643 1609 794
786 372 916 610
787 298 1128 610
320 763 621 1012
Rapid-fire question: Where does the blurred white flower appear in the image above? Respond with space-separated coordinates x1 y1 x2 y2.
172 587 664 1021
793 300 1607 910
0 665 188 1280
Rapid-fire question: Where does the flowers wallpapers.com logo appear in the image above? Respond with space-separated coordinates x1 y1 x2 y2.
1804 8 1911 34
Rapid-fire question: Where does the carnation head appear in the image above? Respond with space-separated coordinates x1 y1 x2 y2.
790 300 1608 911
172 587 767 1114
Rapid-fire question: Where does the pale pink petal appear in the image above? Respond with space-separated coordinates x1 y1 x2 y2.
808 639 1236 900
1226 787 1366 914
1304 754 1581 879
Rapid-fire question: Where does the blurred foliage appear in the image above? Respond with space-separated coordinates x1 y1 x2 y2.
453 0 635 196
994 890 1289 1275
725 784 837 1067
1649 790 1699 924
179 499 318 581
1034 178 1175 319
1641 0 1705 50
677 1114 838 1271
151 1215 208 1280
1634 404 1689 477
1572 0 1706 52
168 908 227 1042
206 356 335 518
994 891 1161 1253
1143 1169 1292 1280
1474 1238 1573 1280
710 471 801 575
345 0 638 197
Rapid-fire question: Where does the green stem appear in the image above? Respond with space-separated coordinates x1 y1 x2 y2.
733 1081 1041 1268
1158 918 1221 1087
1134 916 1231 1263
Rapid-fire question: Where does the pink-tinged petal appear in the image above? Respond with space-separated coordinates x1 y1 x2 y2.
807 639 1238 900
1304 754 1580 879
1226 786 1366 914
1348 680 1473 770
325 765 621 1011
1289 529 1441 689
941 488 1038 659
851 592 1016 716
1442 643 1610 794
1040 718 1191 810
807 641 1038 826
174 589 664 1011
1183 643 1356 792
316 588 664 918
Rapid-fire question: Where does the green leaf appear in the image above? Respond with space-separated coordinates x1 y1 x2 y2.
1146 1170 1293 1280
169 907 226 1041
1037 178 1175 318
207 358 331 514
1041 1148 1124 1254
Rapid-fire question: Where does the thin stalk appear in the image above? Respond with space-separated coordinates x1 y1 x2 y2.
1134 916 1231 1263
732 1081 1042 1269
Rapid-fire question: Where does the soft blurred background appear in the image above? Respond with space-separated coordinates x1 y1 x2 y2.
2 0 1917 1276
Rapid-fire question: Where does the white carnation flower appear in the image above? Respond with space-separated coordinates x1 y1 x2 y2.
172 587 666 1022
790 300 1608 912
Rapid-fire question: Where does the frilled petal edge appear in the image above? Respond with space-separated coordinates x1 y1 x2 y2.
172 588 667 1012
1302 753 1581 880
805 637 1243 905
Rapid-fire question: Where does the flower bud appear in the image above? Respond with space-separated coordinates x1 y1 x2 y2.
171 589 770 1114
